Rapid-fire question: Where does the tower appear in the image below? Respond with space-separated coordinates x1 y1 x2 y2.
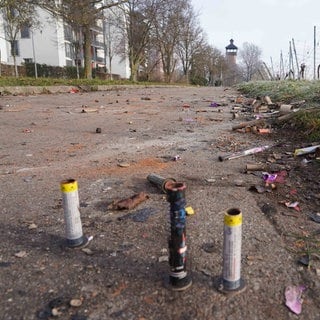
225 39 238 65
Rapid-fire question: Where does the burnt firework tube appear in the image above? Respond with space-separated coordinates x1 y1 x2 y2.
166 182 192 291
60 179 88 247
147 173 176 193
221 208 246 293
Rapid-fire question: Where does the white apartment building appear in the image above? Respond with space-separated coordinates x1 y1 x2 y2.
0 6 130 79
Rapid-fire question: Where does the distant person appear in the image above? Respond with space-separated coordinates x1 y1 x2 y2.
300 63 306 79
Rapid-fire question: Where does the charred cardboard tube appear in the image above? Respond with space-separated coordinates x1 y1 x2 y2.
147 173 176 193
219 145 271 161
245 163 266 171
232 119 265 131
166 182 192 291
279 104 293 114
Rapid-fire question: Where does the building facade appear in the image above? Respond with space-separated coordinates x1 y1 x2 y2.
0 6 130 79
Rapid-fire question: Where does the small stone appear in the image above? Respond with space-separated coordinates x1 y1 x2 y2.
28 223 37 230
70 298 82 307
253 282 260 291
234 179 244 186
51 308 62 317
82 248 93 255
96 128 102 133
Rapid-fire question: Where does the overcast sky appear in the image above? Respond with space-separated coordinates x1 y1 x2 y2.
191 0 320 78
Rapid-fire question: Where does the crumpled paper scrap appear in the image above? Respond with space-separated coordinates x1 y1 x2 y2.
285 285 306 315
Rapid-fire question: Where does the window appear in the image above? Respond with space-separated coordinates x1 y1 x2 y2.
11 40 19 56
64 25 73 42
21 26 30 38
66 59 73 66
65 43 74 59
24 58 33 63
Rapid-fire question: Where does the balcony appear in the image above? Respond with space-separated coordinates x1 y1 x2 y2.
91 40 104 48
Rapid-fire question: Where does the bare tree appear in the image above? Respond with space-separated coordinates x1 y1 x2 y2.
153 0 188 82
190 43 225 86
175 3 204 83
103 10 125 79
115 0 161 81
35 0 127 79
239 42 263 81
0 0 39 77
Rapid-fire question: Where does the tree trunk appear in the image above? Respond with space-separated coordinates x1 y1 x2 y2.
83 25 92 79
130 61 138 82
108 56 113 80
13 54 19 77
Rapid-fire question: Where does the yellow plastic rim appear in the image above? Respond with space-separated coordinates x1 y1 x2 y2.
60 179 78 193
224 209 242 227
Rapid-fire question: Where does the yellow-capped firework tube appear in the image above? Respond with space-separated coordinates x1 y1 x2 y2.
221 208 246 292
60 179 88 247
166 182 192 291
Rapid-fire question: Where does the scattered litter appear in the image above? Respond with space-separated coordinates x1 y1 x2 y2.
246 163 266 171
285 285 306 315
28 223 37 230
70 88 79 93
262 173 277 184
294 145 320 157
117 162 130 168
283 201 300 211
219 145 272 161
81 108 98 113
263 96 273 105
22 128 32 133
96 127 102 133
232 119 266 131
108 192 149 210
14 251 27 258
158 256 169 263
147 173 176 193
173 155 181 161
130 208 156 222
301 158 312 165
185 206 194 216
306 212 320 223
210 102 219 107
23 176 34 182
248 185 270 194
0 169 13 175
258 128 271 134
279 104 294 114
298 255 310 267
